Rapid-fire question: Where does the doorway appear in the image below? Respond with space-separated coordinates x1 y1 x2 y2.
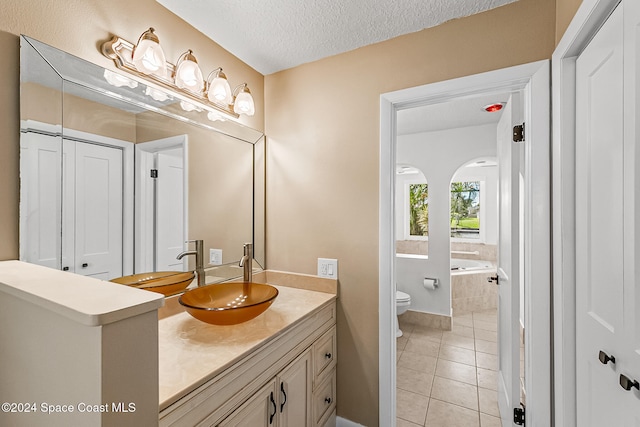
379 61 551 426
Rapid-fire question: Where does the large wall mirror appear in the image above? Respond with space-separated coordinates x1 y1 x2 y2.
19 36 265 286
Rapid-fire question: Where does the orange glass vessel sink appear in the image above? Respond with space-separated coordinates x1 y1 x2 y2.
179 282 279 325
110 271 195 296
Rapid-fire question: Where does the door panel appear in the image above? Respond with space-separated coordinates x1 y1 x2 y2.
74 141 123 280
20 133 62 269
156 148 185 271
575 4 624 425
496 95 522 424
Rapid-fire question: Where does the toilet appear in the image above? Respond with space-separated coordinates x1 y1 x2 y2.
396 290 411 338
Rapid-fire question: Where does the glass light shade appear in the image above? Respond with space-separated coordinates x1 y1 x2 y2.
132 37 167 77
175 51 204 93
233 87 255 116
207 72 232 104
180 100 200 112
207 111 226 122
103 69 138 88
145 86 169 102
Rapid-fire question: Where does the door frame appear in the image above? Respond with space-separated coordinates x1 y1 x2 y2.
379 61 551 426
552 0 621 425
134 135 189 273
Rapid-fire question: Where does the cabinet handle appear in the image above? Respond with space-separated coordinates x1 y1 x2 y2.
325 352 332 359
62 266 69 271
325 397 332 405
269 391 276 424
598 350 615 365
82 263 88 268
620 374 640 391
280 382 287 412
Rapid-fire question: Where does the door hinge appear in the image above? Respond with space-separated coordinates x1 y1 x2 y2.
514 405 526 426
513 123 525 143
150 169 158 178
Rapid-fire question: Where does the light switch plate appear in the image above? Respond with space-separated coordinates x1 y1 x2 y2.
209 249 223 265
318 258 338 279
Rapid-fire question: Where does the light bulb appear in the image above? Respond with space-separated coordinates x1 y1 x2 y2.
207 70 232 104
175 50 204 93
233 87 255 116
132 29 167 77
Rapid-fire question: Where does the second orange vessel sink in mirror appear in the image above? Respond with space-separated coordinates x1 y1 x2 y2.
110 271 195 296
179 282 279 325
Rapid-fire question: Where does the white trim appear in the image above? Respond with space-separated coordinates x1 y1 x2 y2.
379 61 551 426
551 0 620 425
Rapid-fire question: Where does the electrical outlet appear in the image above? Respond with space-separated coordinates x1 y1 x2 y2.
318 258 338 279
209 249 223 266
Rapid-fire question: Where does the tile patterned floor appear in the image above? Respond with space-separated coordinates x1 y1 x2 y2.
396 309 503 427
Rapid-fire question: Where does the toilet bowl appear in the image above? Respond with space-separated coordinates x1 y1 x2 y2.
396 290 411 338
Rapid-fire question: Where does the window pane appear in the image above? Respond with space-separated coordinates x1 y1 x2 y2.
409 183 428 237
450 181 480 239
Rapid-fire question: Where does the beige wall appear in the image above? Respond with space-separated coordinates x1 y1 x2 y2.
0 0 264 260
264 0 557 424
556 0 584 44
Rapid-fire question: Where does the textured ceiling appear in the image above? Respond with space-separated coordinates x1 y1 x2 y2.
397 92 511 135
156 0 518 75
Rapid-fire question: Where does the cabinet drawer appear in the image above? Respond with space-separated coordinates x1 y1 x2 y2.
312 368 336 426
313 326 336 381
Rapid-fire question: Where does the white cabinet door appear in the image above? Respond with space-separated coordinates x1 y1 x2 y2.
496 95 522 424
218 380 278 427
575 3 640 425
73 141 123 280
278 350 311 427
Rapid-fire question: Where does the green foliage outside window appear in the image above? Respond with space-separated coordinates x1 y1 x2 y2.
409 183 429 236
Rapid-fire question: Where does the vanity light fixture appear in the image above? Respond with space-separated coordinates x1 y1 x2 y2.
232 84 255 116
131 28 167 77
174 50 204 93
101 29 257 119
206 68 232 104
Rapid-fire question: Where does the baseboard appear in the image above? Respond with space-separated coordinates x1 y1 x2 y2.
399 309 452 331
337 416 366 427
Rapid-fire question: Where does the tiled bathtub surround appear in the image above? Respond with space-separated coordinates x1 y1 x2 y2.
451 269 498 316
396 309 502 427
395 241 497 261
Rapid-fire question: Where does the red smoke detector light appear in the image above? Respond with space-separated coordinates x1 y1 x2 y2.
483 103 504 113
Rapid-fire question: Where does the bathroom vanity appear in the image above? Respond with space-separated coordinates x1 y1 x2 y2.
158 272 337 427
0 262 336 427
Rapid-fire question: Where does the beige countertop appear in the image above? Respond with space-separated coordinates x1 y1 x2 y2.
158 284 336 410
0 260 164 326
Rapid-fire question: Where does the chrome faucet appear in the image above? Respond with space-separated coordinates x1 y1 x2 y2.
177 239 205 287
239 243 253 282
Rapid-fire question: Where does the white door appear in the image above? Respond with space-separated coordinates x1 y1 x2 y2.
496 95 522 425
622 0 640 421
19 132 62 269
73 141 123 280
155 148 185 271
576 2 640 425
575 4 623 425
